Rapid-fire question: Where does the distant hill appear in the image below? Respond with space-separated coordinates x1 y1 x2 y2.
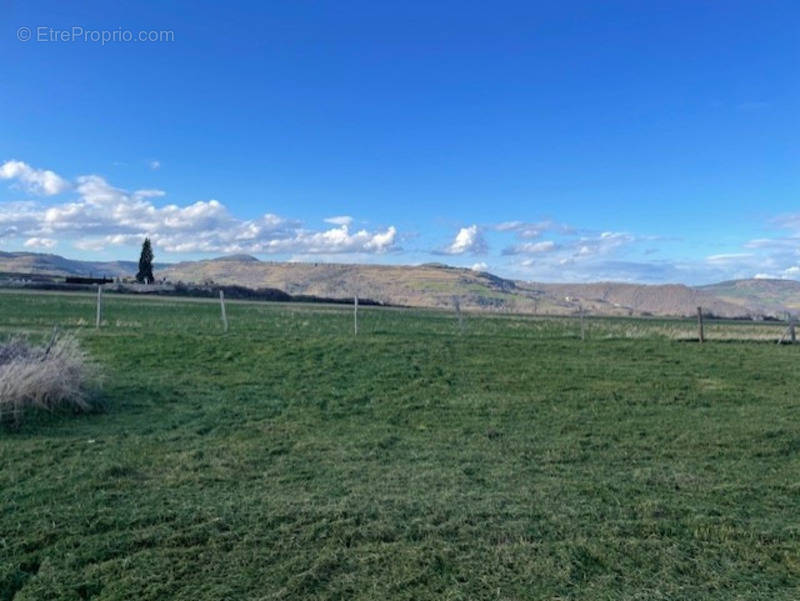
0 251 173 279
209 254 261 263
0 251 141 278
159 260 554 313
697 279 800 314
532 282 750 319
1 250 796 318
158 257 755 317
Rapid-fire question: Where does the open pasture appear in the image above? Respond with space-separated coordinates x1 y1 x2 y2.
1 291 798 600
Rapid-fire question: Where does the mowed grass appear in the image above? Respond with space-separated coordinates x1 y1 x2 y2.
1 291 799 600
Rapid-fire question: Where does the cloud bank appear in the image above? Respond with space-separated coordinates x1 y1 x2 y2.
0 160 70 196
3 159 800 285
0 162 398 256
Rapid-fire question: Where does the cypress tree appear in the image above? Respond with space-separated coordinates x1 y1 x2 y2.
136 238 155 284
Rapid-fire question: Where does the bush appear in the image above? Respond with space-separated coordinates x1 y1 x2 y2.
0 333 97 426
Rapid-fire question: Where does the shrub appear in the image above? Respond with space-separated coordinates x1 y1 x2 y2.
0 333 97 426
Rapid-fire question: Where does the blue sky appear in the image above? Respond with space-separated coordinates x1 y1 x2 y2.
1 0 798 283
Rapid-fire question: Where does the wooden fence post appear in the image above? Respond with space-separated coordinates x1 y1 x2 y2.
95 284 103 328
453 295 464 333
697 306 704 343
580 304 585 341
219 290 228 332
354 295 359 336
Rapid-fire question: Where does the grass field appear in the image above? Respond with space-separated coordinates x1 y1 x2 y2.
1 291 799 600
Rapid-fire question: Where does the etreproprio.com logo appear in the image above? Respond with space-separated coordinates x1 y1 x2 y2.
17 26 174 45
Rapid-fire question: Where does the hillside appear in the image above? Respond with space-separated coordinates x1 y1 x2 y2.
0 251 156 278
533 282 750 319
698 279 800 314
159 259 559 313
0 251 788 317
159 257 752 317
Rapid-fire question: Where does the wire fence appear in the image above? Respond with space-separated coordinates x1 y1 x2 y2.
0 288 792 344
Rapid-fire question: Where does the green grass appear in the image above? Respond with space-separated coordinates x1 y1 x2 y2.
1 291 799 600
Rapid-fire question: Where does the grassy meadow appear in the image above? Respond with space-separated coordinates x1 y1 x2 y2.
1 290 799 600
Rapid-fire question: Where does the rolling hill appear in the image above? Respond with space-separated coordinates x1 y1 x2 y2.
0 250 792 318
0 251 160 278
157 257 752 317
697 279 800 315
532 282 749 319
160 258 552 313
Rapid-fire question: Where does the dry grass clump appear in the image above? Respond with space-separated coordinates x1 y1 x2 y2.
0 332 97 426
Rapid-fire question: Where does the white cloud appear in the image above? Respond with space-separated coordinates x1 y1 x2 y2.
149 160 161 170
731 216 800 281
503 240 557 255
743 238 781 249
501 230 656 282
503 231 633 260
363 226 397 251
0 163 399 256
236 224 397 255
23 237 56 249
135 189 167 199
772 213 800 231
471 262 488 272
441 225 486 255
496 212 800 284
324 216 353 226
706 253 753 263
0 160 69 196
494 221 523 232
575 232 634 257
753 266 800 280
493 219 574 238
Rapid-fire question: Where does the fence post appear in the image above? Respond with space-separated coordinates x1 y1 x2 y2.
697 306 704 343
580 304 585 341
785 313 797 344
95 284 103 329
219 290 228 332
354 295 358 336
453 295 464 333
